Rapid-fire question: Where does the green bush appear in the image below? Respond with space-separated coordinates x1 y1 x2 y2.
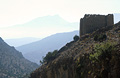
89 41 116 62
89 41 117 78
40 50 58 64
94 34 107 42
73 35 79 41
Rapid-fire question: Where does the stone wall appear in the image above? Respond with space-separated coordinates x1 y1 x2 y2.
80 14 114 36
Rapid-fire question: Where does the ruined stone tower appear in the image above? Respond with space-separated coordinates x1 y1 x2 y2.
80 14 114 36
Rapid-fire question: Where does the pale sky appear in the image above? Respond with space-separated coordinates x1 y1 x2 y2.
0 0 119 39
0 0 119 27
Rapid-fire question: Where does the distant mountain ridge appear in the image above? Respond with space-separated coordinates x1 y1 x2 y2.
21 15 70 27
0 15 79 39
0 37 38 78
5 37 41 47
16 30 79 64
1 13 119 40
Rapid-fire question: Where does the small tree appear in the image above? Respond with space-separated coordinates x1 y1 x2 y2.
40 50 58 64
73 35 80 42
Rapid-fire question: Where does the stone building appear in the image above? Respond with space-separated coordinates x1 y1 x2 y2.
80 14 114 36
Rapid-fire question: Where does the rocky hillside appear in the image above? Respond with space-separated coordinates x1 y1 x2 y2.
0 38 39 78
29 22 120 78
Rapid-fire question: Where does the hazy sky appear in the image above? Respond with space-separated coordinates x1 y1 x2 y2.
0 0 119 27
0 0 119 39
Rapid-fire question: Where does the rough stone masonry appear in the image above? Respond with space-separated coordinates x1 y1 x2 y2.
80 14 114 36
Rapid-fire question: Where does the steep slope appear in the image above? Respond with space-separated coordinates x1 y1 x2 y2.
16 30 79 64
29 22 120 78
0 37 39 78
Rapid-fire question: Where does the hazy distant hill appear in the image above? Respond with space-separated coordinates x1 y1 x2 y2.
0 37 38 78
5 37 41 47
16 30 79 64
0 15 79 39
2 14 119 45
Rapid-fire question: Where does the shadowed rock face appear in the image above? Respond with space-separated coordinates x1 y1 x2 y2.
80 14 114 36
0 37 39 78
29 22 120 78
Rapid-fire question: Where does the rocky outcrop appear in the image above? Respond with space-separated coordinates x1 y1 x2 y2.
0 37 39 78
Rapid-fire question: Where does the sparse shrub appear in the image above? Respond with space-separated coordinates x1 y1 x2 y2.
89 41 116 62
73 35 79 42
94 35 98 41
94 34 107 42
88 41 117 78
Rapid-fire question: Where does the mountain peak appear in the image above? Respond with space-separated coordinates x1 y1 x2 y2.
51 15 61 18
